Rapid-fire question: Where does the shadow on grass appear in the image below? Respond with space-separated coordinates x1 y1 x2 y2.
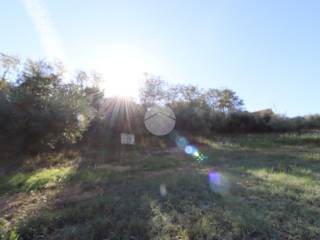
2 137 320 240
13 164 320 239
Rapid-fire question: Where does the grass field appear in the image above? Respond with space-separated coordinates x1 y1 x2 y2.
1 133 320 240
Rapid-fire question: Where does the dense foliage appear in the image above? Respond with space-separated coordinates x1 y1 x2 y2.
0 54 95 152
0 54 319 153
139 74 320 134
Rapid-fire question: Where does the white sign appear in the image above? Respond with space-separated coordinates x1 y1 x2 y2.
121 133 135 145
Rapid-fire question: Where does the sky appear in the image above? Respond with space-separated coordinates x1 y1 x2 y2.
1 0 320 117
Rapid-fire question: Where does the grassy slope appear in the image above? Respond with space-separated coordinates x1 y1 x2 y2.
0 133 320 240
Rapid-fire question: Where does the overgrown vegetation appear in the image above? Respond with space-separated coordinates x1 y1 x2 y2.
0 134 320 239
0 167 73 194
1 54 320 155
1 53 320 239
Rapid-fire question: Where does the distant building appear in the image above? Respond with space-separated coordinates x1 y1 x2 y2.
252 109 274 116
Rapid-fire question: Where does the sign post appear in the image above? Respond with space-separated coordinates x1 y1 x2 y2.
119 133 135 158
120 133 135 145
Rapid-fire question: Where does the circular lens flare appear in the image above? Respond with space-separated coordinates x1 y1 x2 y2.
184 145 197 155
176 137 188 149
208 170 229 194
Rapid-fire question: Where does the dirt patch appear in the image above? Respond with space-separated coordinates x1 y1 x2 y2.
152 147 181 154
0 190 57 224
94 164 131 172
53 183 103 208
0 183 104 224
142 165 194 178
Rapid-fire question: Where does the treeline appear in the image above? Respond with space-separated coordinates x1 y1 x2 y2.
139 76 320 134
0 54 319 153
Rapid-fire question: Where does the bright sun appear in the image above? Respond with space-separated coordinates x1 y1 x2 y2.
91 46 149 98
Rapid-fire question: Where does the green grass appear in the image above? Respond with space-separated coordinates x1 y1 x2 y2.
70 169 112 183
0 167 73 194
142 155 182 171
278 132 320 145
1 133 320 239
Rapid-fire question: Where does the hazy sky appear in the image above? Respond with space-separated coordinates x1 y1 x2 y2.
1 0 320 116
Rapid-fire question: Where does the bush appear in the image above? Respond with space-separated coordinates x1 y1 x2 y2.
0 60 93 153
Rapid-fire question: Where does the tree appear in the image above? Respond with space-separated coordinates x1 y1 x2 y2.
6 60 91 152
0 53 20 92
75 70 89 89
179 84 204 105
203 88 219 111
139 74 166 108
165 84 182 104
0 53 20 82
216 88 244 113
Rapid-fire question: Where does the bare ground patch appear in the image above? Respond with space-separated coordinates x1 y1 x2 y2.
0 189 58 225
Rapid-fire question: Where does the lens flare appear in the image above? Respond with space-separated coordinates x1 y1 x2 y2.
170 131 226 194
176 136 188 150
160 184 167 197
208 170 229 194
184 145 197 155
171 131 207 162
193 151 200 157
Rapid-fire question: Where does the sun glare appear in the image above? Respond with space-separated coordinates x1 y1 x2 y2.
91 46 149 98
